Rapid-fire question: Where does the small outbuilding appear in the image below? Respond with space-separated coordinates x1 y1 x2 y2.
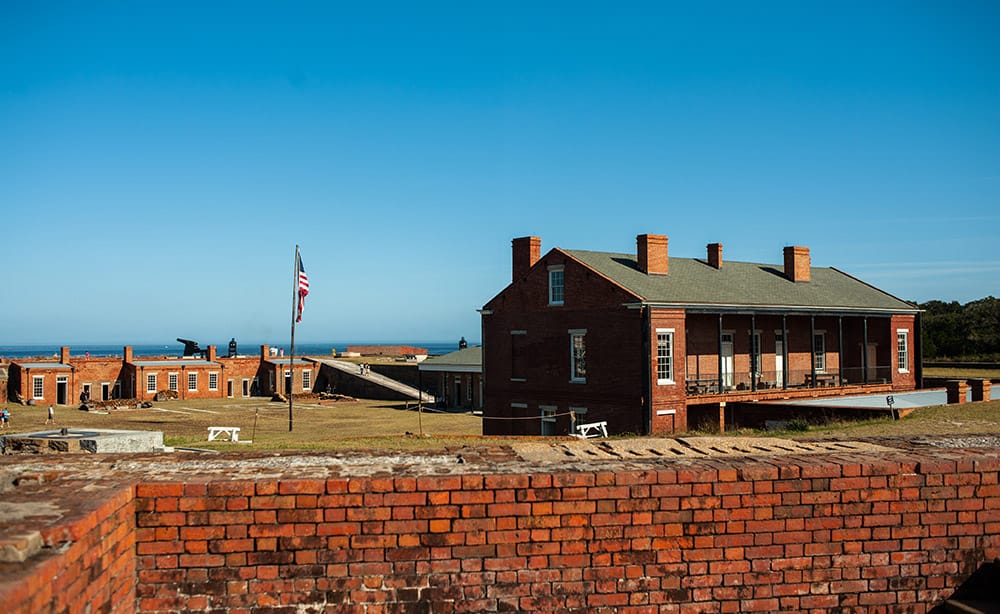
418 346 482 410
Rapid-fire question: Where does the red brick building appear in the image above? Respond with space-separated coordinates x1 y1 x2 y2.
481 235 920 436
6 345 316 404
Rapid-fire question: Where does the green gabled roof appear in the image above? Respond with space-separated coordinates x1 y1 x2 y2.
563 249 916 313
419 346 482 370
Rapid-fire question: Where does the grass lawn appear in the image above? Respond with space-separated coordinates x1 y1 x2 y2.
793 399 1000 439
1 397 488 452
923 366 1000 379
3 396 999 452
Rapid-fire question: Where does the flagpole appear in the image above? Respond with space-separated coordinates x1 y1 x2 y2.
289 245 299 432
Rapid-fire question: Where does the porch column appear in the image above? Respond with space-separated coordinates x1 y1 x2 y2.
971 379 991 402
750 313 757 392
838 316 844 386
717 314 724 393
809 315 816 388
946 380 967 404
718 401 726 433
781 315 788 390
862 317 869 385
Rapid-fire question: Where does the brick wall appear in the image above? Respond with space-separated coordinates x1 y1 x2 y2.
2 448 997 613
0 482 136 614
125 450 999 613
483 249 649 436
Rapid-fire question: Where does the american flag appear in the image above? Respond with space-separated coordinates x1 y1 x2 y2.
296 254 309 322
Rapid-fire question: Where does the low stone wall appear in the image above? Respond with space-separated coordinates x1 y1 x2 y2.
1 444 998 613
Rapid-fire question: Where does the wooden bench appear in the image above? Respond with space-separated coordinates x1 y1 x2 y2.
208 426 240 442
575 421 609 439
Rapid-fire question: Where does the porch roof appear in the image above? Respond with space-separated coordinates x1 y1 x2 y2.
130 360 219 367
16 362 72 370
564 250 917 313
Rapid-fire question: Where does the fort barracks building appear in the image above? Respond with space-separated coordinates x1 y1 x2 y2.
6 345 315 405
481 234 920 436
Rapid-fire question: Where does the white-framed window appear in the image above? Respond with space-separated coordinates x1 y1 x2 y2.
208 372 219 391
168 373 178 391
813 332 826 373
656 328 674 385
302 369 312 390
897 329 909 373
540 405 557 436
146 373 157 394
548 265 565 306
188 372 198 391
569 329 587 382
33 376 44 399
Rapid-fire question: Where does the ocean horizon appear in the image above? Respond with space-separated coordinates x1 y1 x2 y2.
0 340 476 360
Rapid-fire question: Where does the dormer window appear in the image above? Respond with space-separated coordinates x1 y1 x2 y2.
548 265 564 306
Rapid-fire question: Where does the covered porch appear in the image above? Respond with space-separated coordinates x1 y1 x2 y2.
681 310 915 398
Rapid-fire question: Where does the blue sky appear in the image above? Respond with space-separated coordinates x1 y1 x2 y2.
2 1 997 345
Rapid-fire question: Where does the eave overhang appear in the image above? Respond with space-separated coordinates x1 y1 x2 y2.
625 301 920 317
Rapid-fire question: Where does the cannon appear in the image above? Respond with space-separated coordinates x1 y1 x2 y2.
176 338 207 358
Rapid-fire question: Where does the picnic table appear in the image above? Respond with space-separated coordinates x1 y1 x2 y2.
575 421 608 439
208 426 240 442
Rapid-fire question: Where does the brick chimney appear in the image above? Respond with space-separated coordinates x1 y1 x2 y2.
707 243 723 269
207 345 217 362
123 346 133 362
637 234 669 275
512 236 542 281
261 345 270 360
60 346 71 364
783 246 811 282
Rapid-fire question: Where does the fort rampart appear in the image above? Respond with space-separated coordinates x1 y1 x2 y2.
1 442 998 613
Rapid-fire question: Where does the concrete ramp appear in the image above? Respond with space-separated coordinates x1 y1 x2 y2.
314 359 434 403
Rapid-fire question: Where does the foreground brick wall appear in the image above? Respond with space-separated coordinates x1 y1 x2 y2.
129 451 1000 613
1 447 997 613
0 482 136 613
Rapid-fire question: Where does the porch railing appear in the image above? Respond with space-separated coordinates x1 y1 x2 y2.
684 366 894 396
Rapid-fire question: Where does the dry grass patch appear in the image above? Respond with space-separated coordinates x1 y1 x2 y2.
923 367 1000 379
794 399 1000 439
2 397 484 451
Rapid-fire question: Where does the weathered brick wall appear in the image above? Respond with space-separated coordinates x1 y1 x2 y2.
0 482 136 614
128 450 1000 613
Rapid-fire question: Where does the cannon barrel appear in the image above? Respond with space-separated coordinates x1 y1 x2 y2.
176 338 204 357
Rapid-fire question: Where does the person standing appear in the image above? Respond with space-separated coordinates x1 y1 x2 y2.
1 407 9 430
46 405 55 425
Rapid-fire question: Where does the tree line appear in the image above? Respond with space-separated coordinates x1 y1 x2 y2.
919 296 1000 360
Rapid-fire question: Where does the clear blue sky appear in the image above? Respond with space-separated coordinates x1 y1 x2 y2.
2 1 997 345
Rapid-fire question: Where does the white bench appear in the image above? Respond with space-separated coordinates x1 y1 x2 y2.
208 426 240 442
575 421 608 439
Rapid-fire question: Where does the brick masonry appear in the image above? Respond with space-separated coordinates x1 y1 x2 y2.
1 445 999 613
0 479 135 613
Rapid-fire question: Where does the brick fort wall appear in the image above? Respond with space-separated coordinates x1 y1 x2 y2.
1 446 998 613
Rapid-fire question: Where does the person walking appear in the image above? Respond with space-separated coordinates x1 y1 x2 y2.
46 404 55 425
1 407 10 430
